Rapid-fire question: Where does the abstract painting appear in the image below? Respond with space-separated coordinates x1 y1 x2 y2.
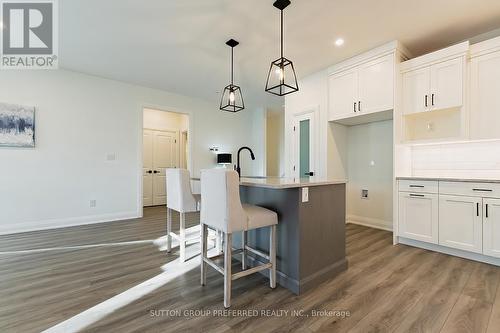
0 102 35 147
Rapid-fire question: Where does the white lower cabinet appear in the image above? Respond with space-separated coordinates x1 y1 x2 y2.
399 180 500 261
439 195 483 253
483 198 500 258
398 192 438 244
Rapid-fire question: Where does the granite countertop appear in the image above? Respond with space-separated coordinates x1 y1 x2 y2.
239 177 347 189
396 176 500 184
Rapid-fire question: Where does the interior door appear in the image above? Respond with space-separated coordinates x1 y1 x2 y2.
153 130 178 206
294 112 316 179
483 198 500 258
328 69 358 120
402 67 430 115
398 192 439 244
358 54 394 114
430 57 463 111
439 194 483 253
143 130 154 207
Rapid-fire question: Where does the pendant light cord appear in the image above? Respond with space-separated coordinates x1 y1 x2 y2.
280 9 284 59
231 46 234 85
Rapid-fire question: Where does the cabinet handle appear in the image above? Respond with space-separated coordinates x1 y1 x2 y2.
354 102 357 113
473 188 493 192
409 194 425 198
358 101 361 112
409 185 424 188
425 95 428 107
431 93 435 106
477 202 480 217
486 204 489 218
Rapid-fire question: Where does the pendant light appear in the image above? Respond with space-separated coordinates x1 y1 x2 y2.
265 0 299 96
220 39 245 112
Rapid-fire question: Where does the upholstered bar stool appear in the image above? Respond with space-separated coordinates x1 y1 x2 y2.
166 168 201 262
200 169 277 308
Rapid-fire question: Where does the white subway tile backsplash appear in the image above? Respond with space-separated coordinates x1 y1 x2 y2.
410 140 500 179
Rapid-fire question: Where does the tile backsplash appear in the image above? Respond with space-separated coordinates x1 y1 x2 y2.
410 140 500 179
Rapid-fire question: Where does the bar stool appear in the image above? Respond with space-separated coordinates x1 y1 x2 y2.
166 168 201 262
200 169 277 308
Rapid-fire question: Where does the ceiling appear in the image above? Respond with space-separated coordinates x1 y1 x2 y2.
59 0 500 109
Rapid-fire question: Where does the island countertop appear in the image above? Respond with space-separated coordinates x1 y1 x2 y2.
239 177 347 189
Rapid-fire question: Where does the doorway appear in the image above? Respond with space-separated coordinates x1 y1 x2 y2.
293 109 317 179
142 108 189 207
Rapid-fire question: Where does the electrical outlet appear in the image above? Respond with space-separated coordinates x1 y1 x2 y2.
90 200 97 208
106 153 116 161
302 187 309 203
361 189 369 199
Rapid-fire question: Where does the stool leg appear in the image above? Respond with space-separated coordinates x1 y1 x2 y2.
270 225 277 289
215 230 221 254
179 212 186 262
242 231 247 270
200 223 207 286
166 208 172 253
224 232 232 308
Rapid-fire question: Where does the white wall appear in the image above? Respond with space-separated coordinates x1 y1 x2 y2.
346 120 394 230
143 108 188 132
266 111 285 177
0 69 263 234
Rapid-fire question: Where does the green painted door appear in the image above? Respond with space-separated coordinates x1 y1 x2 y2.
299 119 310 178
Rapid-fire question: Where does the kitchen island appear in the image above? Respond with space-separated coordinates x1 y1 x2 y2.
237 177 347 295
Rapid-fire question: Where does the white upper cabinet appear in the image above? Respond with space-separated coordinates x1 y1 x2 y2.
402 57 464 115
327 42 407 123
328 69 358 120
430 57 463 111
470 39 500 140
358 54 395 114
400 42 468 116
402 67 430 115
328 54 395 121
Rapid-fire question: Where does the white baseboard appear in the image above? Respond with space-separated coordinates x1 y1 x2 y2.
347 214 393 232
0 211 140 235
399 237 500 267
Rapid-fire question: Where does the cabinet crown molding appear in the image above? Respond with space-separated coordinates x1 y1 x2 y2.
470 35 500 58
400 41 469 73
328 40 410 76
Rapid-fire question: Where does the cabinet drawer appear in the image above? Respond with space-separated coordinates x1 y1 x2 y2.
398 180 439 194
439 181 500 198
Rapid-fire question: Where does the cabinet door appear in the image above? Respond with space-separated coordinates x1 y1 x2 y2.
470 51 500 139
430 57 463 111
439 195 482 253
328 69 358 120
399 192 438 244
358 54 394 114
402 67 430 115
483 198 500 258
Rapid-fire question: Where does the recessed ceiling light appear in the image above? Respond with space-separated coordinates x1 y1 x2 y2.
335 38 345 47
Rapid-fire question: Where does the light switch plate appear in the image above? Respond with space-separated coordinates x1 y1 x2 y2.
302 187 309 203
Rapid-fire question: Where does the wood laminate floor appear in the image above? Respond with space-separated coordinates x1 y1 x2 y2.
2 207 500 332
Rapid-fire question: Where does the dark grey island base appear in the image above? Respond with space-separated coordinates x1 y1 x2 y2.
236 178 347 295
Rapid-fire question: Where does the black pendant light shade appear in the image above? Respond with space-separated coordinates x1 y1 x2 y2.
220 39 245 112
265 0 299 96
